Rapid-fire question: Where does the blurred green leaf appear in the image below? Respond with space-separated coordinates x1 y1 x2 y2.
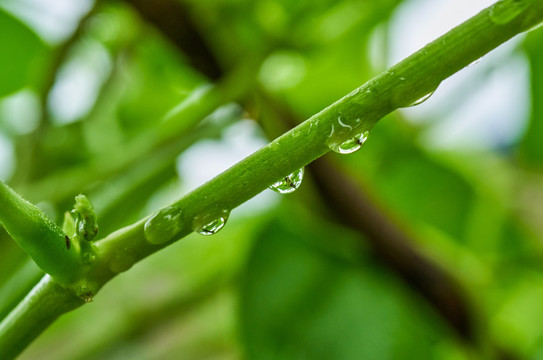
239 210 447 360
0 8 46 97
344 119 474 242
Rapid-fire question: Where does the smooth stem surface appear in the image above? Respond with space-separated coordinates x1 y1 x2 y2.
1 0 543 358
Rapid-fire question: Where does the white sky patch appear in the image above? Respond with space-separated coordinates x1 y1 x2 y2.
0 0 94 44
176 120 280 216
0 132 15 181
47 40 112 125
421 54 530 150
388 0 496 65
387 0 530 150
0 89 41 135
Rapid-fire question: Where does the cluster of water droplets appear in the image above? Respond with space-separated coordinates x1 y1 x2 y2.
269 168 304 194
144 205 233 240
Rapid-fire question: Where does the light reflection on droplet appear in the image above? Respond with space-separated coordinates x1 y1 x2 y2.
144 206 182 245
197 215 228 235
410 91 434 106
334 131 370 154
269 168 304 194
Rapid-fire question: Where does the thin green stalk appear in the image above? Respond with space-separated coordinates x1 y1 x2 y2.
0 259 43 320
1 0 542 358
0 276 83 358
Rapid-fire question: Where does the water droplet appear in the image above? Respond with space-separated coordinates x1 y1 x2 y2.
82 252 97 264
197 213 228 235
144 206 182 245
332 131 369 154
269 168 304 194
410 91 434 106
467 57 483 68
489 0 530 25
80 293 94 303
75 284 95 302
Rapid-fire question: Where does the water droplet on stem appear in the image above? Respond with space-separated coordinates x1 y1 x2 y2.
144 207 182 245
489 0 529 25
269 168 304 194
409 91 434 106
196 211 229 235
333 131 370 154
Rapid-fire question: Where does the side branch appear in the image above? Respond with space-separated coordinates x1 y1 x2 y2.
0 181 81 285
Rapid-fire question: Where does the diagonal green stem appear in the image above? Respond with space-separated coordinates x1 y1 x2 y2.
1 0 543 358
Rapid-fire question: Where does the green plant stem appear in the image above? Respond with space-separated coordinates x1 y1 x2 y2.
1 1 543 358
0 276 83 358
0 259 43 320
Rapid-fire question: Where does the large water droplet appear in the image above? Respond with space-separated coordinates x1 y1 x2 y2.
269 168 304 194
333 131 369 154
489 0 530 25
196 212 229 235
410 91 434 106
144 206 182 245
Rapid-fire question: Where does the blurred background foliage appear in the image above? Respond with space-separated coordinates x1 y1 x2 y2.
0 0 542 359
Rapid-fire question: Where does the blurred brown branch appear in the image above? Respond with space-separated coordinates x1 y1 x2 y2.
123 0 222 80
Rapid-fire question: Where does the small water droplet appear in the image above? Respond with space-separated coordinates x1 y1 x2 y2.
467 57 481 67
82 252 97 264
410 91 434 106
144 206 182 245
75 284 95 302
332 131 369 154
197 212 229 235
80 293 94 303
399 77 406 81
269 168 304 194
